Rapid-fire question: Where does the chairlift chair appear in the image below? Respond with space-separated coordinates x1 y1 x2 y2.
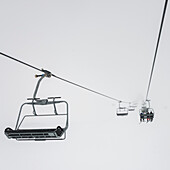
128 104 136 112
4 71 69 141
139 100 154 122
116 102 128 116
128 107 135 112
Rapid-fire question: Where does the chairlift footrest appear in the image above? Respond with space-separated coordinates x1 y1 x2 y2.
117 113 128 116
4 126 65 141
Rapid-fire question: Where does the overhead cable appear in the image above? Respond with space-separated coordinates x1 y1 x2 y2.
145 0 169 101
0 52 129 103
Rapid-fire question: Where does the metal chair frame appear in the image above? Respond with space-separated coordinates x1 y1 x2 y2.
5 72 69 141
116 101 128 116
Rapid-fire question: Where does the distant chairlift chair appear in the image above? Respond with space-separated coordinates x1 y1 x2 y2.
128 103 136 112
116 101 128 116
4 71 69 141
139 100 154 122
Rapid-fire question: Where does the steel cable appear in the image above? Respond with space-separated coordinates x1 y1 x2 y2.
0 52 129 103
145 0 169 101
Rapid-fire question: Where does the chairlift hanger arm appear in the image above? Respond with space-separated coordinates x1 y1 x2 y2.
0 51 130 104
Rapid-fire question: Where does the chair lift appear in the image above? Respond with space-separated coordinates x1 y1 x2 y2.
4 70 69 141
128 103 136 112
139 100 154 122
116 101 128 116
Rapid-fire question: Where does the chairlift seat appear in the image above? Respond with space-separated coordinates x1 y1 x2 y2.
5 126 65 141
140 113 154 118
117 112 128 116
4 98 69 141
128 108 135 112
116 107 128 116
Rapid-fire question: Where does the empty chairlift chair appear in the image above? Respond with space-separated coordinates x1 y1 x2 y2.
4 71 69 141
128 103 137 112
116 101 128 116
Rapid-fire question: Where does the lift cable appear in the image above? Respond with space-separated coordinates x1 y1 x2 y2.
0 52 42 72
0 51 130 103
145 0 169 101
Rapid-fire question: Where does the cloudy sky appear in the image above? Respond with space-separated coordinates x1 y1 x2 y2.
0 0 170 170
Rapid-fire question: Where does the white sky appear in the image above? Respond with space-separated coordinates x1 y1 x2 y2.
0 0 170 170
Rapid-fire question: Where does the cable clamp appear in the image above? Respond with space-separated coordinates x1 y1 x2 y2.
42 69 52 78
35 69 52 78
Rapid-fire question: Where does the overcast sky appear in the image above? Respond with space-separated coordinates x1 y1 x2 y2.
0 1 170 170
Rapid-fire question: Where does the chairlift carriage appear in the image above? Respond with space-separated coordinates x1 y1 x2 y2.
4 71 69 141
128 103 137 112
116 101 128 116
128 107 135 112
139 100 154 123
